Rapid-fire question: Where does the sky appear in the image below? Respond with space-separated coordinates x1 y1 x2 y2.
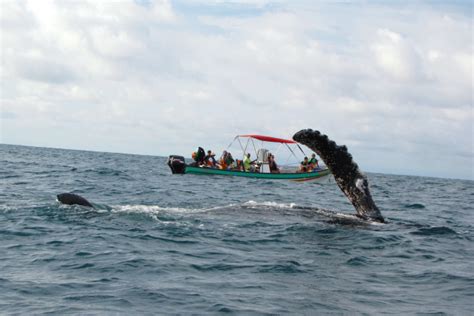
0 0 473 180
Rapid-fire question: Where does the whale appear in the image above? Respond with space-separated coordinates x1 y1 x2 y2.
57 193 94 208
293 129 385 223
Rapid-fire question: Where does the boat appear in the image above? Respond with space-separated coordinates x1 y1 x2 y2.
167 134 331 182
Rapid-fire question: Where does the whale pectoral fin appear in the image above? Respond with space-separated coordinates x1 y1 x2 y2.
293 129 384 223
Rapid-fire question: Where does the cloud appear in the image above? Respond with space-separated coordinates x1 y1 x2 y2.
0 111 17 120
13 56 77 84
372 28 420 81
0 0 472 179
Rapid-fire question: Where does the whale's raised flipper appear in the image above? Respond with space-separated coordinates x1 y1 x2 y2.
57 193 94 208
293 129 384 223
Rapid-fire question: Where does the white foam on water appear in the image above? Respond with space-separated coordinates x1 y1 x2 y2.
107 201 300 221
243 200 297 209
112 205 195 216
367 220 385 226
111 201 296 214
0 205 14 213
110 203 239 216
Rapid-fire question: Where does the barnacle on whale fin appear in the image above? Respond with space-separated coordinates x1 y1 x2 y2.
293 129 384 223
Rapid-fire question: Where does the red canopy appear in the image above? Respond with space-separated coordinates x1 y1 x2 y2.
238 134 296 144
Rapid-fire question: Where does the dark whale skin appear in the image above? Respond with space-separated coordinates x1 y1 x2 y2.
57 193 94 208
293 129 384 223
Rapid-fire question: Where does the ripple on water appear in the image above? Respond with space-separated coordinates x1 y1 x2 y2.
257 261 304 273
404 203 426 209
345 256 369 267
410 226 457 236
190 263 254 272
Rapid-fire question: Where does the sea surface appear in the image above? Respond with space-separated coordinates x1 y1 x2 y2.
1 144 473 315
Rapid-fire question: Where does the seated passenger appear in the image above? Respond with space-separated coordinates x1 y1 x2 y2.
243 153 252 172
268 154 280 173
308 153 319 171
219 150 228 169
204 150 217 168
299 156 310 172
190 147 205 167
194 147 206 166
235 159 244 171
225 152 235 170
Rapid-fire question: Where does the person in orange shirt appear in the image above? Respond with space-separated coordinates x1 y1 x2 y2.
219 151 228 170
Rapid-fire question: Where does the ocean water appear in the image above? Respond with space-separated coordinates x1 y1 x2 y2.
1 144 473 315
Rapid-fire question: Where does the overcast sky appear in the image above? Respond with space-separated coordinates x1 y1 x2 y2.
1 0 472 180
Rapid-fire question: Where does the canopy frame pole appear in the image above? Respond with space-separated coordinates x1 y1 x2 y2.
274 143 283 156
297 144 306 156
243 138 250 156
226 136 238 150
285 143 300 165
237 137 245 157
251 138 258 157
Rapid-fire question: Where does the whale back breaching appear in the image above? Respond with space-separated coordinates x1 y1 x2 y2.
57 193 94 208
293 129 384 223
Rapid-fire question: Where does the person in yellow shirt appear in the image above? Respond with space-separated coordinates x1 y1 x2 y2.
243 153 252 172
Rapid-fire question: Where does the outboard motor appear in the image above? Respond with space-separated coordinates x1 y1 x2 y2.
167 155 186 174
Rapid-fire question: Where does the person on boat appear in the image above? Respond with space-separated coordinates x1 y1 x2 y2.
299 156 310 172
219 150 234 170
190 147 206 167
235 159 244 171
196 147 206 166
204 150 217 168
308 153 319 171
219 150 228 169
225 152 235 170
268 153 280 173
243 153 252 172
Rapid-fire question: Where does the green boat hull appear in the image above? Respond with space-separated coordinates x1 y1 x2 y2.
184 166 331 181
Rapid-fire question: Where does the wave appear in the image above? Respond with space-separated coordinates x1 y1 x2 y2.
410 226 457 236
404 203 426 209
